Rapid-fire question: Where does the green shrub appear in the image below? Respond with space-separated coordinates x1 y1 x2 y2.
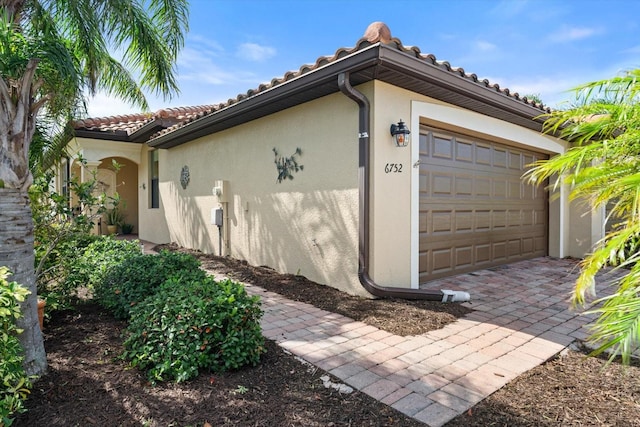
30 168 108 312
36 233 101 312
95 250 206 319
0 267 32 426
64 236 142 293
123 275 265 383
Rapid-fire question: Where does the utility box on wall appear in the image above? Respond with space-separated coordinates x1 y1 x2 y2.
212 179 229 203
211 208 223 226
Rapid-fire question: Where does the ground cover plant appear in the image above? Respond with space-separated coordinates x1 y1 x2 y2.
14 253 640 426
94 250 207 319
123 275 264 383
51 237 267 384
65 237 142 292
0 267 32 425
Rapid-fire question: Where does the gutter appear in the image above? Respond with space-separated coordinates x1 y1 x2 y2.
337 72 470 303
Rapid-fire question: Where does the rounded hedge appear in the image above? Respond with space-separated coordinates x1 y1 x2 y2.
94 250 206 319
122 275 265 383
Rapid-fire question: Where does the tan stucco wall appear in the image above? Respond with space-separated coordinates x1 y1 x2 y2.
146 92 363 295
368 82 414 288
70 137 142 166
566 196 605 258
138 145 171 243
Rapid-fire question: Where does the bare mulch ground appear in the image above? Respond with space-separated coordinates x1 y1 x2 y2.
16 245 640 426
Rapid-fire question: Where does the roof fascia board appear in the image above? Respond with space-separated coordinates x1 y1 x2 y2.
73 129 132 142
377 45 546 126
149 44 383 149
129 118 179 142
149 42 548 150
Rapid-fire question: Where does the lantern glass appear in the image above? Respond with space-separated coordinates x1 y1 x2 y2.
390 120 410 147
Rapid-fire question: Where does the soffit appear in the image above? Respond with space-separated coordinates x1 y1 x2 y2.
149 39 548 149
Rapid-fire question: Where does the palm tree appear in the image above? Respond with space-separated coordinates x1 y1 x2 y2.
526 69 640 363
0 0 188 376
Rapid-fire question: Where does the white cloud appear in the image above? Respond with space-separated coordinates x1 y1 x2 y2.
475 40 497 52
188 34 225 54
548 26 600 43
492 63 632 109
500 76 578 107
490 0 529 18
178 47 237 85
621 45 640 54
236 42 276 62
177 46 259 85
84 92 148 118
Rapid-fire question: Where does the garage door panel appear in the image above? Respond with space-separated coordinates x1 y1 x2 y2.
476 244 491 263
476 143 492 165
434 136 453 159
455 211 473 231
455 247 473 268
476 178 491 197
419 236 546 280
493 149 507 168
509 152 522 170
432 174 453 195
420 207 541 232
455 140 473 163
419 129 548 282
432 211 452 233
420 227 545 248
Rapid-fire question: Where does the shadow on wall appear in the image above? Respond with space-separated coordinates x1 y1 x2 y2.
164 182 217 254
161 180 361 296
239 188 360 296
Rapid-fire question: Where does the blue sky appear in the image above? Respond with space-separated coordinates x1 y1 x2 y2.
87 0 640 118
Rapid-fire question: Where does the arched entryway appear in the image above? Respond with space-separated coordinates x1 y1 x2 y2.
70 156 139 236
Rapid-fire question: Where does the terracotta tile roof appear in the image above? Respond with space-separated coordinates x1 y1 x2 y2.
148 23 550 142
73 105 217 135
76 23 549 144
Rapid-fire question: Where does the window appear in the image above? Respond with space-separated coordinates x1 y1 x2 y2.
150 150 159 208
61 157 70 200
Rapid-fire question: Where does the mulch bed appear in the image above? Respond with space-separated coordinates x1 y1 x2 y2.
446 344 640 426
154 243 472 336
15 303 425 427
15 245 640 426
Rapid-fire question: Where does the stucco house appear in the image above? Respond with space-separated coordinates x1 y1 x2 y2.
59 22 602 301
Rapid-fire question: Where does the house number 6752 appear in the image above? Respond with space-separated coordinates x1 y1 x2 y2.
384 163 403 173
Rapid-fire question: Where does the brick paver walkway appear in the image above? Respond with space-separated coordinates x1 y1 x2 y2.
240 257 622 427
137 239 620 426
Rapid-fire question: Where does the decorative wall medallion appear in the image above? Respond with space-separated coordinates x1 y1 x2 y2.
180 165 190 189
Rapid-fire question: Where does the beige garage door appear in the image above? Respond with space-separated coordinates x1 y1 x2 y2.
419 128 548 283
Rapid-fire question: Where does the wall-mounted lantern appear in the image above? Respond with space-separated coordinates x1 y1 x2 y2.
390 119 410 147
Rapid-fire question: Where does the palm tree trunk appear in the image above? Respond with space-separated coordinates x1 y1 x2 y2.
0 188 47 376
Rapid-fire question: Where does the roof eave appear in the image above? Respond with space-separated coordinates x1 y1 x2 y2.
376 45 547 131
73 129 132 142
149 45 383 149
129 118 182 142
150 43 548 149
